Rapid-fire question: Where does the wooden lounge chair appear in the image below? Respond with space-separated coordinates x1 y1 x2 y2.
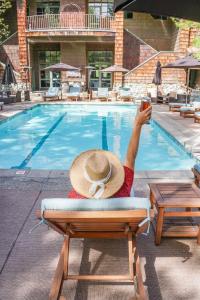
66 85 81 101
180 101 200 118
43 87 60 102
36 197 153 300
95 87 109 101
118 88 133 102
194 112 200 123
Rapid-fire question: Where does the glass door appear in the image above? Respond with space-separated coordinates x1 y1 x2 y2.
39 51 61 89
36 2 60 15
88 51 113 90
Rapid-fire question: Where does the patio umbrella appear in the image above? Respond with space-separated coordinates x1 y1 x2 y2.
43 63 79 72
152 61 162 102
114 0 200 22
101 65 129 88
101 64 129 73
2 61 16 85
162 55 200 104
43 63 79 99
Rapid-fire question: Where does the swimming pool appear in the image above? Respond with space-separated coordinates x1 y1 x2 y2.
0 104 196 170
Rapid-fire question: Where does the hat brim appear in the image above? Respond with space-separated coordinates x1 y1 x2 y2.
69 149 125 198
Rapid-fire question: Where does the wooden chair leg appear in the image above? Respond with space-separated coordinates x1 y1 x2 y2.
128 231 134 280
155 207 164 245
49 237 69 300
132 239 147 300
63 235 70 278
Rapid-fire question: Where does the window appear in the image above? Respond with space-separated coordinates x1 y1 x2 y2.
124 12 133 19
88 0 114 16
88 51 113 89
39 51 60 89
36 1 60 15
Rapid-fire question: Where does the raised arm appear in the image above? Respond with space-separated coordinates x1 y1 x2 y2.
124 106 152 170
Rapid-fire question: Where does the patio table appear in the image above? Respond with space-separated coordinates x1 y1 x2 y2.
149 183 200 245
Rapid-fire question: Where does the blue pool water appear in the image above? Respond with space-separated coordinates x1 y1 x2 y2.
0 104 196 170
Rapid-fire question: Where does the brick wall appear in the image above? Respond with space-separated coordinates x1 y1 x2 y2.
124 52 186 85
124 13 174 51
0 33 20 72
123 30 157 70
17 0 28 81
114 11 124 85
61 42 86 81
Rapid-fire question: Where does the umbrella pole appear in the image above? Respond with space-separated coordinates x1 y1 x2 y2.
186 68 190 105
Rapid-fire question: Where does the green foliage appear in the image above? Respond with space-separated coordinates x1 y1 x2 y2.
193 37 200 59
172 18 200 60
172 18 200 29
0 0 12 43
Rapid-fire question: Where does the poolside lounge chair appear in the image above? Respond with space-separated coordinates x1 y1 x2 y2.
166 91 177 103
180 102 200 118
95 87 109 101
43 87 60 102
147 88 166 104
194 112 200 123
118 88 133 102
36 197 152 300
66 85 81 101
169 102 188 112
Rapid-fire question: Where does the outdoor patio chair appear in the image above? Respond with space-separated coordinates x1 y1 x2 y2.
166 91 177 104
194 111 200 123
118 88 134 102
36 197 153 300
96 87 109 101
168 102 188 112
180 99 200 118
147 88 166 104
43 87 60 102
0 101 4 110
66 85 81 101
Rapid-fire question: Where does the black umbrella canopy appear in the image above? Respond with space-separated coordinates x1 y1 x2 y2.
43 63 79 72
162 55 200 69
114 0 200 22
2 61 16 85
152 61 162 85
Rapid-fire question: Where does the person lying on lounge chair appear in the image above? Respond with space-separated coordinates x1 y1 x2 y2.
68 106 152 199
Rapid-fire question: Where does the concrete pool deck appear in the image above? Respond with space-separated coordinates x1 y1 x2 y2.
0 102 200 300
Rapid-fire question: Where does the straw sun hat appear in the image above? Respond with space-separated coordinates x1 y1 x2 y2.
69 149 125 199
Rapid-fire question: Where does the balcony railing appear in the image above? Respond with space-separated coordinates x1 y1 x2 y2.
27 13 115 32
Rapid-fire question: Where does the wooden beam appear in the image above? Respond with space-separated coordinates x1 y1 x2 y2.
66 275 132 281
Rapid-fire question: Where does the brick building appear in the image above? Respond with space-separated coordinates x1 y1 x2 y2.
1 0 199 93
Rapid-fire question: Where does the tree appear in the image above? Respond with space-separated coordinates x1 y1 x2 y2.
0 0 12 43
172 18 200 59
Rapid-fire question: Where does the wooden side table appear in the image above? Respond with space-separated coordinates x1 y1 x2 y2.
149 183 200 245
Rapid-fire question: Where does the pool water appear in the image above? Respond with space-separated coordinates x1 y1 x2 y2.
0 104 196 170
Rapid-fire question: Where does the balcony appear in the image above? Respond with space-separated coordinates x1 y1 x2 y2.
26 13 115 33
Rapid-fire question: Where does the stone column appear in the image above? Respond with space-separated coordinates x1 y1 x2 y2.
114 11 124 86
17 0 28 82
